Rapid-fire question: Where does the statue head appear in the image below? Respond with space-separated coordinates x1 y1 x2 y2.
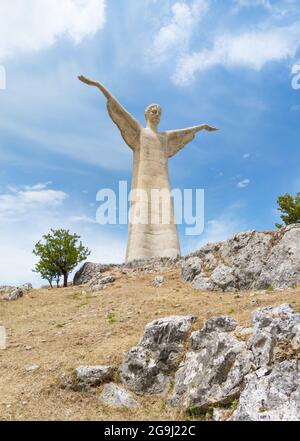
145 104 161 128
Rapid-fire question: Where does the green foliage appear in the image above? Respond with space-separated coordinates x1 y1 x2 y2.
107 312 116 324
276 192 300 228
33 229 90 287
33 261 59 288
230 399 239 411
259 404 268 413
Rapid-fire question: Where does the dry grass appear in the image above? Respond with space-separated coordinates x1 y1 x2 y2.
0 269 299 421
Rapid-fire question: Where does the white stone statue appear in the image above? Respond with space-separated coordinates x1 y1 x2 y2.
78 75 218 262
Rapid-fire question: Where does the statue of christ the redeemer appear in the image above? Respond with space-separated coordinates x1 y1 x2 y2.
78 75 218 262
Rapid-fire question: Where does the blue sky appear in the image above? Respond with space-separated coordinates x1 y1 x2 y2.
0 0 300 286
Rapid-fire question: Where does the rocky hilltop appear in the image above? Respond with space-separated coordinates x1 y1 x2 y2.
74 224 300 292
64 304 300 421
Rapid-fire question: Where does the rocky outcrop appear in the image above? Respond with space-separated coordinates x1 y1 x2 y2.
117 305 300 421
180 224 300 291
73 258 179 286
0 283 32 301
88 273 116 291
168 317 253 410
73 263 115 285
101 383 139 408
120 315 196 394
231 360 300 421
62 365 114 392
60 304 299 420
249 304 300 371
74 225 300 292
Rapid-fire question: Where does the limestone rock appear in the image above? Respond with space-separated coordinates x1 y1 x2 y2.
25 364 39 373
212 408 232 421
89 273 116 290
76 365 114 385
74 258 179 286
101 383 138 408
1 283 32 301
169 316 253 411
231 360 300 421
120 315 196 395
73 262 115 285
153 276 164 287
249 304 300 369
181 257 201 282
191 275 215 291
63 365 114 392
180 224 300 291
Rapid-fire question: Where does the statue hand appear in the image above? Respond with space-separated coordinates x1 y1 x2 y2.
204 125 219 132
78 75 97 86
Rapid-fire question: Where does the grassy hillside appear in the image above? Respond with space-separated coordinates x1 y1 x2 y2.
1 268 299 421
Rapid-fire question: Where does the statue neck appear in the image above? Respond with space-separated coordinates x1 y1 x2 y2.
146 122 159 133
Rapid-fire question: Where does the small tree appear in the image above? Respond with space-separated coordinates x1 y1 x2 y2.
33 229 91 287
276 192 300 228
33 261 60 288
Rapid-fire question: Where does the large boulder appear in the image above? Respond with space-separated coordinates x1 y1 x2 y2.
168 317 253 411
120 315 196 395
74 258 179 286
231 360 300 421
73 263 115 285
180 224 300 291
62 365 114 392
249 304 300 371
0 283 32 301
231 304 300 421
101 383 139 408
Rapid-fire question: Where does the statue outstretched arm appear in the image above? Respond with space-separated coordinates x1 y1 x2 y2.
78 75 142 151
166 124 218 158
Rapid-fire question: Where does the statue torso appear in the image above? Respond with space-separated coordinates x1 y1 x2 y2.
131 128 169 191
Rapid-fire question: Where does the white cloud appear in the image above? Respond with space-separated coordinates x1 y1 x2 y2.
0 0 106 60
237 178 250 188
234 0 299 17
173 24 300 84
234 0 273 10
153 0 209 60
69 215 97 224
24 182 52 191
0 185 68 220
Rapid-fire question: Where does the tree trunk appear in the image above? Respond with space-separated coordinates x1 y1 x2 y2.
63 273 68 288
48 279 53 289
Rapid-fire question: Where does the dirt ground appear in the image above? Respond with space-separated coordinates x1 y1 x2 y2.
1 268 299 421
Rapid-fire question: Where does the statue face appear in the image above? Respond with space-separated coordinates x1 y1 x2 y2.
145 104 161 127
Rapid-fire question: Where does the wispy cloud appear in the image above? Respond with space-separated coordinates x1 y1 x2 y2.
233 0 299 17
24 182 52 191
149 0 300 85
69 215 97 224
173 24 300 85
0 0 106 60
234 0 273 11
0 184 68 220
237 178 250 188
152 0 209 61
